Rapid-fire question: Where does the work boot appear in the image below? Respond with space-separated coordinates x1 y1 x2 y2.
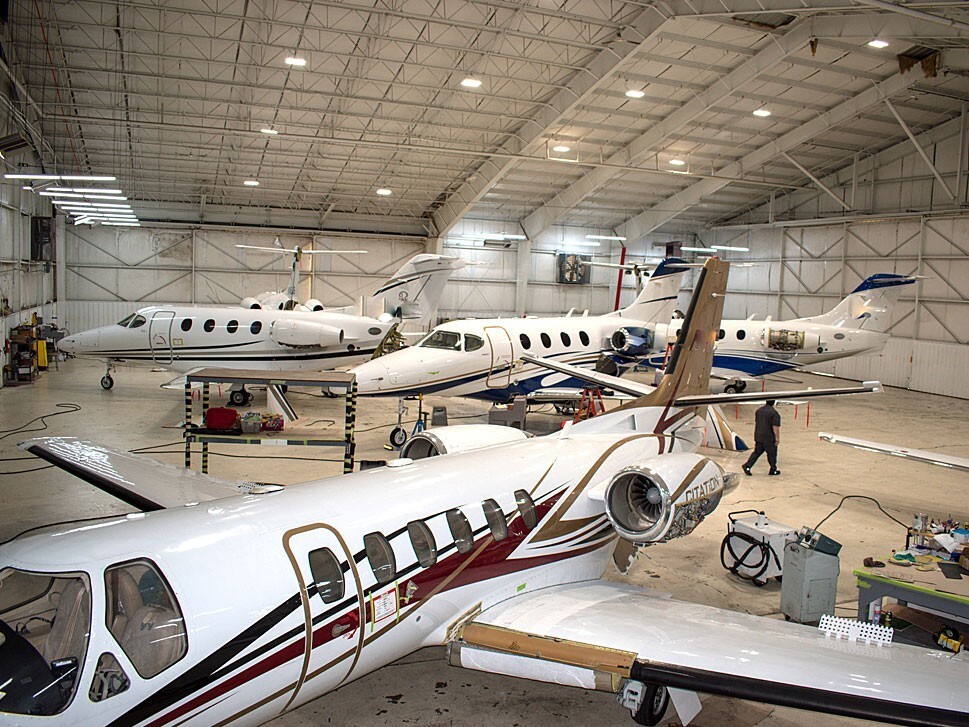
742 465 752 476
768 469 781 476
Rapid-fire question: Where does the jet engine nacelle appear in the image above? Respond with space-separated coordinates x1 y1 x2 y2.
270 319 345 348
604 453 730 543
400 425 529 459
241 297 262 309
610 326 654 357
303 298 325 312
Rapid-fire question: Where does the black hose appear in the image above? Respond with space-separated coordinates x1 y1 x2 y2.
720 529 783 584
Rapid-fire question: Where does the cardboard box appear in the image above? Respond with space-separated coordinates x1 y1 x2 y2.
959 546 969 571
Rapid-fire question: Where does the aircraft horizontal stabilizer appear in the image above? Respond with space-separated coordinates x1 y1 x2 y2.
19 437 258 511
451 581 969 727
819 432 969 473
520 353 881 405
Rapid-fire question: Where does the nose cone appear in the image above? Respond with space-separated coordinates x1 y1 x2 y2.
58 330 100 355
350 358 392 394
57 334 79 354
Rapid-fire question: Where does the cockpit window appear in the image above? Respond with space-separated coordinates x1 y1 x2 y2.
0 568 91 715
104 560 187 679
465 334 484 352
419 329 462 351
117 314 135 327
129 315 146 329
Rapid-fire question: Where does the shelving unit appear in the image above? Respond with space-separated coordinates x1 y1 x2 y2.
5 320 39 385
183 368 358 475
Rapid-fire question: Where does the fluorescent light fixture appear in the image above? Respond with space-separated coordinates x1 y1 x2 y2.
752 108 771 117
4 174 116 181
586 234 626 241
284 56 307 66
43 192 127 200
41 191 83 197
460 77 482 88
625 89 645 99
376 188 393 196
552 145 571 153
710 244 749 252
52 200 93 206
243 180 260 186
680 246 716 253
101 221 141 226
84 194 127 200
90 203 131 209
48 187 123 194
22 186 32 190
260 128 279 135
669 159 686 166
867 39 889 49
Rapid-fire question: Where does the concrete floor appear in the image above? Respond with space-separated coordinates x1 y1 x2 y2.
2 357 968 726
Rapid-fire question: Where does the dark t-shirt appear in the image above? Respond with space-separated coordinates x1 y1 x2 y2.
754 404 781 444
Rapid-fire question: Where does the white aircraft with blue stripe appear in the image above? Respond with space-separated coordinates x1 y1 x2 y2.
645 272 916 392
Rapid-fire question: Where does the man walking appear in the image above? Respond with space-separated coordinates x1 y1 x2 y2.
742 399 781 476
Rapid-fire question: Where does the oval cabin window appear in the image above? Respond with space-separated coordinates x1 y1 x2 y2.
579 331 590 346
540 333 552 348
226 320 239 334
519 334 531 350
203 319 216 333
180 319 192 332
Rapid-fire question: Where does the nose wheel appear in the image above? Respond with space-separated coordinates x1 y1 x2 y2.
229 388 254 407
100 374 114 390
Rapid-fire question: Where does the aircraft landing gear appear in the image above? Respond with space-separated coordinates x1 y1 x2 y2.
385 395 427 450
620 680 670 727
100 374 114 390
723 379 747 394
229 386 254 407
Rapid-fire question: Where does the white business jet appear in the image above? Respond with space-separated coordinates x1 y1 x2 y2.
648 272 916 392
7 258 962 727
349 257 692 401
58 254 465 393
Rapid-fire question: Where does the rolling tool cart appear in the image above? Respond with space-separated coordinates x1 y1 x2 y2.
721 510 797 586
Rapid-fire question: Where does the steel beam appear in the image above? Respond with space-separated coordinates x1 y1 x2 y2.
781 152 853 211
883 97 957 201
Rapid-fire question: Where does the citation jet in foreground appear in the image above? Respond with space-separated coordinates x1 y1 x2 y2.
5 258 965 727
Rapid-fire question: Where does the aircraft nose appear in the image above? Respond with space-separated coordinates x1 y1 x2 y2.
57 335 78 354
59 330 100 354
351 359 392 393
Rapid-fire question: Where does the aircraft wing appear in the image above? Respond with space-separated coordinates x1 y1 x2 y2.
19 437 261 511
819 432 969 473
520 353 881 405
450 581 969 726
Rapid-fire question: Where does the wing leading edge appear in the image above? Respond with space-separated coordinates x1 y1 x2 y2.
20 437 259 511
449 581 969 727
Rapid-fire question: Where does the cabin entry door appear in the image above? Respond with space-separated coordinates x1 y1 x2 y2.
149 311 175 364
484 325 513 389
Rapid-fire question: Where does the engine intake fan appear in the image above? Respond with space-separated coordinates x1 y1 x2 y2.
605 468 673 543
610 326 654 357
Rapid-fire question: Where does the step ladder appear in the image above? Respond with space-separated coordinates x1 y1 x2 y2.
573 387 606 422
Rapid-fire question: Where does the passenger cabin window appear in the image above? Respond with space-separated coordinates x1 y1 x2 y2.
103 559 187 679
560 332 571 347
515 490 538 530
364 532 396 585
180 318 192 332
419 329 461 351
308 548 344 604
226 320 239 334
465 334 484 352
89 652 130 703
482 499 507 541
0 568 92 714
737 330 746 340
250 320 262 335
834 332 846 340
447 509 475 554
407 521 438 567
718 329 726 340
540 332 552 348
519 333 531 349
203 319 216 333
129 315 146 329
578 331 590 346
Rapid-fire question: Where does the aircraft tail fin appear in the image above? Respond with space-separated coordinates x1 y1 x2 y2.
375 254 465 326
614 257 690 322
797 274 915 332
622 257 729 411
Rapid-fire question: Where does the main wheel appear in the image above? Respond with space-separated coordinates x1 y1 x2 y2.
631 684 670 726
229 390 248 406
100 374 114 390
737 380 748 392
389 426 408 448
723 383 740 394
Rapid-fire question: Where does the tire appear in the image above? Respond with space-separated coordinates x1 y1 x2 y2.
737 381 747 392
631 684 670 726
229 390 248 406
724 384 739 394
100 374 114 390
389 426 408 448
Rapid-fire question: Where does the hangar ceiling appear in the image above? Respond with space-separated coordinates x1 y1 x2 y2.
3 0 969 239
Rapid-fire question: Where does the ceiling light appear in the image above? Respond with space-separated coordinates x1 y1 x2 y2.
48 187 123 194
4 174 117 181
284 56 307 66
243 180 260 186
625 89 645 99
101 221 141 226
376 188 393 196
552 145 571 153
669 159 686 166
867 39 889 49
752 108 771 117
586 234 626 241
260 128 279 135
680 246 717 253
90 203 131 209
460 77 482 88
710 245 749 252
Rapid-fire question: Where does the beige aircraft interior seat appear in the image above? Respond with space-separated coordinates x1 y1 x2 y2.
43 578 91 666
